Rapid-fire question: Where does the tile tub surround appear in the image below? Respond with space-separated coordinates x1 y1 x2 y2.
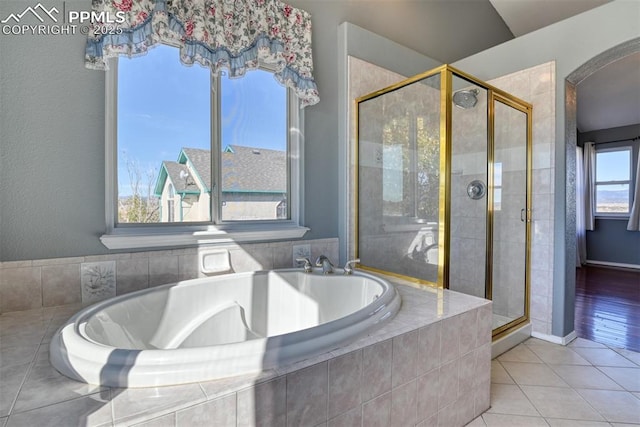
0 282 492 427
0 238 339 314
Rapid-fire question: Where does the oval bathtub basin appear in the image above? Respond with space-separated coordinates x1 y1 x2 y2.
50 269 401 387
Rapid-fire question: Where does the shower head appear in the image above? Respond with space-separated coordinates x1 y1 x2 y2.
453 88 479 109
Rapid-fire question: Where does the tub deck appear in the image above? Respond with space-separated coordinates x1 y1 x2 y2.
0 280 491 427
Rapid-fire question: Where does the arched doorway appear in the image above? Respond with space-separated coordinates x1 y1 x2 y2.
565 38 640 350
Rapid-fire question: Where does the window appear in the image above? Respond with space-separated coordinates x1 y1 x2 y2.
103 45 307 249
594 147 632 215
167 184 175 222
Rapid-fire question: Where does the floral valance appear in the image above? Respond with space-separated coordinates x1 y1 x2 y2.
85 0 319 107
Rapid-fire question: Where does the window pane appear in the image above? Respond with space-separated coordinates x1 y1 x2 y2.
220 70 288 221
596 183 629 213
117 45 211 223
596 150 630 182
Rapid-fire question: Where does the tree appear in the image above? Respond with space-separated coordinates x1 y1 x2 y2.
118 153 160 223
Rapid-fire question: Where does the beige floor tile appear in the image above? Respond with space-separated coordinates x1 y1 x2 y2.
490 361 514 384
466 415 487 426
549 364 623 390
520 385 604 421
572 347 638 367
500 362 569 387
486 384 540 417
526 345 590 366
576 388 640 424
497 344 543 364
567 338 608 349
545 419 611 427
598 366 640 392
481 413 548 426
610 348 640 366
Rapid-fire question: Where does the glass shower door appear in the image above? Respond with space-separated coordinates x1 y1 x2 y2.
490 96 530 332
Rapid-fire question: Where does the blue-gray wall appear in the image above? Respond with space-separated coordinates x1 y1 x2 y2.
579 124 640 266
0 0 513 261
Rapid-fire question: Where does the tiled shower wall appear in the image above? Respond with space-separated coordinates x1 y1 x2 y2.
0 238 339 314
449 86 489 300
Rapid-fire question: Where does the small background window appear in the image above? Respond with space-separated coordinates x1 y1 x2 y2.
594 147 632 215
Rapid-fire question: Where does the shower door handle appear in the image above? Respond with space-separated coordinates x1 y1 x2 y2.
521 209 526 222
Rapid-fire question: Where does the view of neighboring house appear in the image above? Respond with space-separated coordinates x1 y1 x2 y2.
153 145 287 222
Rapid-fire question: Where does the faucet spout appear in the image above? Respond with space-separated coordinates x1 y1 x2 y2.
315 255 334 274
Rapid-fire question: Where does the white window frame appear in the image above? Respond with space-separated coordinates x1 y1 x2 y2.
594 146 632 218
101 56 308 250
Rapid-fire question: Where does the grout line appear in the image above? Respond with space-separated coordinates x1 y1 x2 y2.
5 309 53 417
493 338 640 424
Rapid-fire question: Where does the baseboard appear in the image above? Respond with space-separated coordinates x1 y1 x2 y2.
492 323 532 358
585 260 640 270
531 330 578 346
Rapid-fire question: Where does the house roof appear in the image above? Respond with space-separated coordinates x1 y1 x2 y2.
222 145 286 193
179 148 212 191
162 161 200 194
154 145 286 197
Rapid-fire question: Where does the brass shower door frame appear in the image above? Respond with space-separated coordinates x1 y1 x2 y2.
354 65 533 340
488 92 533 340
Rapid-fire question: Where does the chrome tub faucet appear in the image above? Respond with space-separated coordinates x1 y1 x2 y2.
315 255 335 274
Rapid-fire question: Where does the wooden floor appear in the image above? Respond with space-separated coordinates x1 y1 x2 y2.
575 265 640 352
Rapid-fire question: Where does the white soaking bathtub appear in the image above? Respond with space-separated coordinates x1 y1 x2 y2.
50 268 401 387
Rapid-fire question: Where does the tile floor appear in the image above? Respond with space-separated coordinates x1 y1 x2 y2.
468 337 640 427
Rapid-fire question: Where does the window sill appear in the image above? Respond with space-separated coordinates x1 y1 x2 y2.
595 215 630 221
100 224 310 250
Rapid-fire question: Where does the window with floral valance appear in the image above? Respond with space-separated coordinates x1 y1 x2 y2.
85 0 319 107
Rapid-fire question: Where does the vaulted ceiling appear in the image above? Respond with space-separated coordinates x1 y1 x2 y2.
489 0 639 133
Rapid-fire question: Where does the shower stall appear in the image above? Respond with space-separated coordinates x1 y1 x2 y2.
355 65 532 339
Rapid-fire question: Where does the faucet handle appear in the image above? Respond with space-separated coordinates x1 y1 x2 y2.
296 257 313 273
343 258 360 275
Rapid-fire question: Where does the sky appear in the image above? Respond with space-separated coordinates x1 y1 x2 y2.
117 44 286 196
596 149 630 182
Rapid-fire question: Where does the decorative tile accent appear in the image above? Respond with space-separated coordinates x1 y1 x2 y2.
80 261 116 303
292 244 311 267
